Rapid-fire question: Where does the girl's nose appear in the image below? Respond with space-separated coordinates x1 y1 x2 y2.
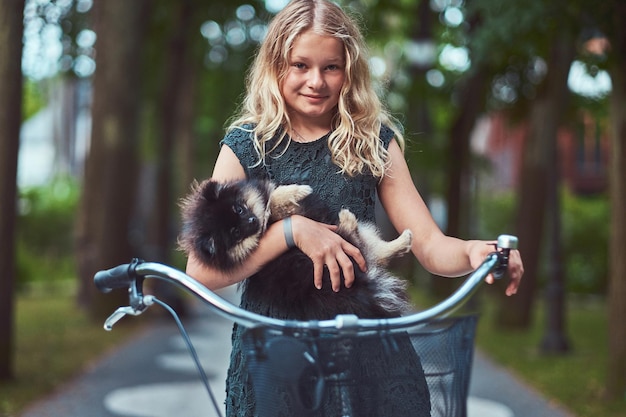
307 68 325 88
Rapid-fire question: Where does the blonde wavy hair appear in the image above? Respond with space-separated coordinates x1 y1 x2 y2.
227 0 404 178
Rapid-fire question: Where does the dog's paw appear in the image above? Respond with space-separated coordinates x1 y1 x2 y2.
396 229 413 253
282 184 313 202
338 208 358 233
269 184 313 220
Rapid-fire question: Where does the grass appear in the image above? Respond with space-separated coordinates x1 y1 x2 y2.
474 293 625 417
0 285 143 417
410 286 625 417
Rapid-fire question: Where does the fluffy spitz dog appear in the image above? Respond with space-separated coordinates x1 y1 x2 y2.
178 179 413 320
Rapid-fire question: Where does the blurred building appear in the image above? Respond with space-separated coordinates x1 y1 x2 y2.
471 111 610 195
19 78 91 188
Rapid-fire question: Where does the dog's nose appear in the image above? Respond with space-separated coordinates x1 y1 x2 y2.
247 216 258 226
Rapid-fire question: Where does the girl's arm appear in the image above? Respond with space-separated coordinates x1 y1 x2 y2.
378 139 523 296
185 144 276 289
184 144 366 291
185 220 291 290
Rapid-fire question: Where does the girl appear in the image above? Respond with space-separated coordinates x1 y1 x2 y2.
186 0 523 415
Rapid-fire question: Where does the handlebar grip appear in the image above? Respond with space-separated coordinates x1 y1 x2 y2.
94 263 135 293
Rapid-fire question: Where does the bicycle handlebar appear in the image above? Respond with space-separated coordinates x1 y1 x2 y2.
95 235 518 334
94 261 139 293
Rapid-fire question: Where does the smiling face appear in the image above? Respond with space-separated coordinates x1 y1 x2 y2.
280 31 346 132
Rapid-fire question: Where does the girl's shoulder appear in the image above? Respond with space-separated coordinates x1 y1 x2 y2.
220 124 259 172
221 124 256 146
221 124 259 150
379 124 394 148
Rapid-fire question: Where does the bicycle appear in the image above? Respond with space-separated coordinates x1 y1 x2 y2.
94 234 518 417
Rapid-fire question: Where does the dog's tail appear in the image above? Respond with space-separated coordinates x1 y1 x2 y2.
368 267 413 316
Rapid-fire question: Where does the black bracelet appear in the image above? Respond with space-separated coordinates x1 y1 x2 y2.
283 217 296 248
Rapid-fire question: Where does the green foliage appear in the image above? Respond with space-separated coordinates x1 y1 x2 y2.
16 177 80 288
475 191 517 240
468 0 556 67
22 80 45 121
561 190 609 294
476 189 609 294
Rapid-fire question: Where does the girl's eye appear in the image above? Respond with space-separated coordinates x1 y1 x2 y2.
293 62 306 69
326 64 339 71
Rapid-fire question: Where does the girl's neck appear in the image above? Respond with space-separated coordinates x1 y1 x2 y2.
288 117 332 143
290 126 330 143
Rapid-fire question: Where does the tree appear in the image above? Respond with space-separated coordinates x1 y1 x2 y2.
135 0 211 310
598 0 626 401
0 0 25 380
144 0 210 264
499 32 575 328
467 0 578 329
538 33 575 353
444 10 488 243
75 0 149 318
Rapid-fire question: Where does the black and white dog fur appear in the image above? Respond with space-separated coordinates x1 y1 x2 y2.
178 179 413 320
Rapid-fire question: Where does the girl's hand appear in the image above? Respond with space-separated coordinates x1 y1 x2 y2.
467 240 524 296
290 215 367 292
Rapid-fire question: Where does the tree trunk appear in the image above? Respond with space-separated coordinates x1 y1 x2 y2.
390 0 435 289
147 0 205 262
539 108 570 354
146 2 190 263
175 53 201 195
0 0 24 381
172 0 206 240
496 34 574 329
424 67 489 299
606 1 626 399
75 0 148 319
437 10 488 298
143 1 206 312
444 9 487 242
445 71 482 241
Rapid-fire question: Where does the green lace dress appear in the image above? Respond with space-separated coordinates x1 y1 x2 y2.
220 126 431 417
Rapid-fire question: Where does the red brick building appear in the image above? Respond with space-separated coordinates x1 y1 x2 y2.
472 111 610 195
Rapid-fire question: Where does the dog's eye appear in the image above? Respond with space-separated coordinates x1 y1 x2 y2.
233 204 245 215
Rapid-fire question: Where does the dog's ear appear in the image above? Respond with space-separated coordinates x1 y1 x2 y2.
200 180 224 201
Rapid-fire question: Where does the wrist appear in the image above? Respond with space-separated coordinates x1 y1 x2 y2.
466 239 493 265
283 217 296 248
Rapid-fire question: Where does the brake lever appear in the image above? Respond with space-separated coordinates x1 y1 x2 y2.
104 295 155 330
